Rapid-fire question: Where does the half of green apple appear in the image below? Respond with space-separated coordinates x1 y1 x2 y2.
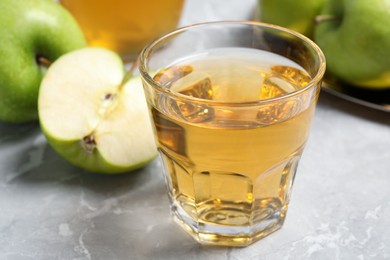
38 47 157 174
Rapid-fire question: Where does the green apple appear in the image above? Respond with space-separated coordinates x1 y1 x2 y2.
0 0 87 123
38 47 157 174
259 0 326 37
315 0 390 89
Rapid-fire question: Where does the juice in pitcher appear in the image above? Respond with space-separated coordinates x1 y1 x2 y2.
60 0 184 60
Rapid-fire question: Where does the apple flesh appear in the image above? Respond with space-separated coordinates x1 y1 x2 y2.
0 0 87 123
38 48 157 174
315 0 390 89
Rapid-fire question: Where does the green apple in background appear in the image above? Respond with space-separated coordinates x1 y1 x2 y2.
0 0 86 123
315 0 390 89
259 0 326 37
38 48 157 174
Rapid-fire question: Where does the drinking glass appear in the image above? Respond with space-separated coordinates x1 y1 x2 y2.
139 21 326 247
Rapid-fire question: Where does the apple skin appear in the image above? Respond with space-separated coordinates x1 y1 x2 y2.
259 0 326 37
314 0 390 89
0 0 87 123
43 132 156 174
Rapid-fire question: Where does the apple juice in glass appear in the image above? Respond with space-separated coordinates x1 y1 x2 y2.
59 0 183 60
139 21 326 247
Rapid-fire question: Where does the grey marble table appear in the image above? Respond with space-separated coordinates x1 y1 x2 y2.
1 1 390 259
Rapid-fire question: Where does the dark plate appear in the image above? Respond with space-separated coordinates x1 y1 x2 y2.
321 79 390 113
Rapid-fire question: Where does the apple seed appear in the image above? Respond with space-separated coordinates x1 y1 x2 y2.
99 92 119 117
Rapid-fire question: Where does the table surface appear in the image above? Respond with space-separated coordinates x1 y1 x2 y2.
1 1 390 259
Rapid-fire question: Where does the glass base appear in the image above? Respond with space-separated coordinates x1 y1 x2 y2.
171 200 287 247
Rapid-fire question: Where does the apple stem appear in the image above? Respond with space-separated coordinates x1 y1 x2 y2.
314 15 341 25
36 56 52 67
119 61 138 91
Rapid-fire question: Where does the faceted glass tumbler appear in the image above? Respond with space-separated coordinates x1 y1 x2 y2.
139 21 326 247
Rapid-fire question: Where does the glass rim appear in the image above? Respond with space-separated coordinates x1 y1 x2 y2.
138 20 326 106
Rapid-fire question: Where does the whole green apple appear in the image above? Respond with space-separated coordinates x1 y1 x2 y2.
0 0 87 123
315 0 390 89
259 0 326 37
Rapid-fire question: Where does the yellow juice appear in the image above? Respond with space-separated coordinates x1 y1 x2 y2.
60 0 184 59
149 48 319 245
